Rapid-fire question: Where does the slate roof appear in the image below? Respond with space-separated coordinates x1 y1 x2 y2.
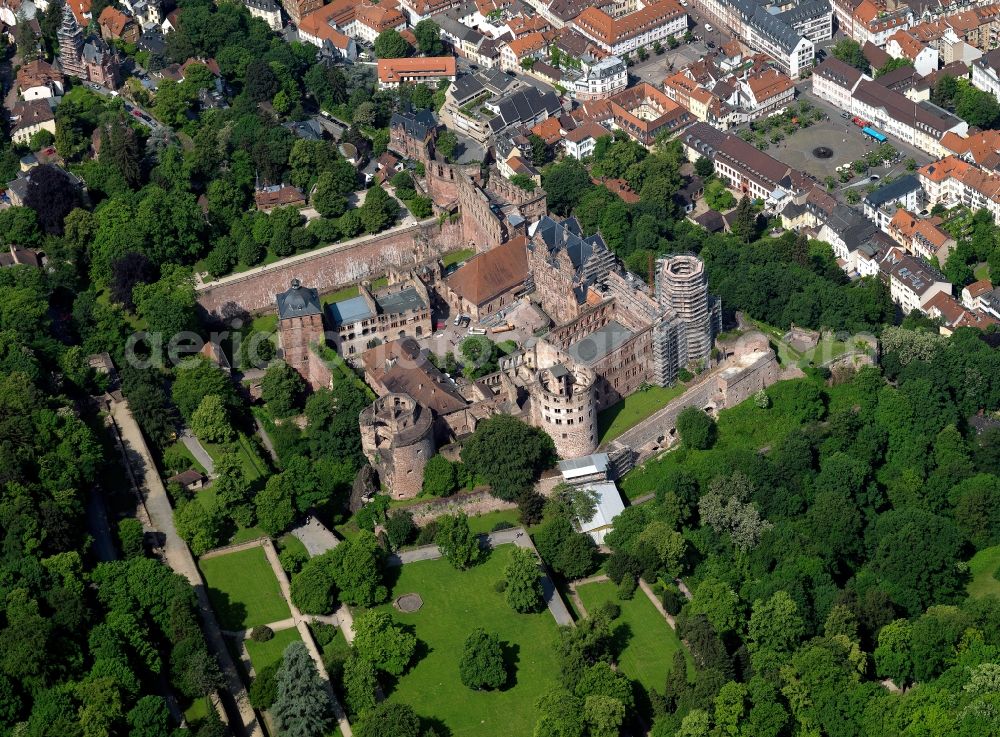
277 281 322 320
864 175 921 209
390 108 438 140
488 86 561 132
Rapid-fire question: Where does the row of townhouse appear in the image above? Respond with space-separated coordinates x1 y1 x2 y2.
571 0 688 57
812 57 968 158
834 0 913 47
693 0 832 77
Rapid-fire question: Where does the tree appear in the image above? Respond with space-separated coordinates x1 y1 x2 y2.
421 454 458 497
435 129 459 162
542 158 593 216
873 618 913 685
271 642 332 737
687 579 741 636
262 361 306 418
504 547 543 613
748 591 805 654
190 394 233 444
374 29 409 59
435 512 481 569
256 473 297 537
110 253 156 312
510 174 536 192
535 516 596 579
585 695 625 737
354 702 420 737
385 511 415 549
732 195 757 244
172 357 239 422
831 38 869 72
342 655 377 717
461 415 556 501
126 696 171 737
24 164 81 235
459 628 507 690
352 610 416 676
359 185 398 234
414 19 443 55
329 531 387 606
133 266 198 339
676 407 716 449
698 471 772 555
312 171 349 219
290 554 338 615
117 518 145 559
694 157 714 177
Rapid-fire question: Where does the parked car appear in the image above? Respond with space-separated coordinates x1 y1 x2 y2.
841 112 849 119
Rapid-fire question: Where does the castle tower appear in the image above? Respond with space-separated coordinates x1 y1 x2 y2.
656 254 714 367
531 364 597 459
359 393 435 499
276 280 327 390
58 4 86 79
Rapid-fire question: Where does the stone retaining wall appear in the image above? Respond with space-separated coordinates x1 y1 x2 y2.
196 218 464 317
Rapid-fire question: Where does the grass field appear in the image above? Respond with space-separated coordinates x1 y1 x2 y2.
975 263 991 282
378 547 562 737
968 545 1000 599
199 547 291 630
576 581 692 694
321 285 360 305
442 248 475 268
183 696 212 726
597 383 687 444
245 628 302 674
203 433 268 482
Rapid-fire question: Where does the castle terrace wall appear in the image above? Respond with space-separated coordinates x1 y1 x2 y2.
196 218 464 317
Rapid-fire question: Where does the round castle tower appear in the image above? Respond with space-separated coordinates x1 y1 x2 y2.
531 364 598 460
359 393 435 499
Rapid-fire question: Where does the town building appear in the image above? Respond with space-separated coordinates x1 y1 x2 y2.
564 121 611 159
862 174 924 230
327 278 433 357
572 55 627 100
971 47 1000 99
603 83 693 146
244 0 283 30
10 99 56 145
98 6 140 43
887 209 956 263
918 155 1000 224
254 184 306 212
15 60 64 100
377 57 458 89
812 57 968 157
886 29 939 76
880 247 952 315
572 0 687 57
681 122 807 203
282 0 323 26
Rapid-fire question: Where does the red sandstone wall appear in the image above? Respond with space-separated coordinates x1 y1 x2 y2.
196 219 463 317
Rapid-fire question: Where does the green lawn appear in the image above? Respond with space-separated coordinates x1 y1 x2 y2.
378 547 562 737
975 263 991 282
163 440 207 476
199 547 291 630
322 285 360 305
968 545 1000 599
278 533 309 559
203 433 268 482
250 313 278 335
575 581 692 694
467 510 521 535
442 248 475 268
597 383 687 444
183 696 212 726
245 628 302 674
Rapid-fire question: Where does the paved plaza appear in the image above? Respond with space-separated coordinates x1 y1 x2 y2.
761 118 879 180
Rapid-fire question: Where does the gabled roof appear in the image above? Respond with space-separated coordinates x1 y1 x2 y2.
445 236 528 306
98 6 133 37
